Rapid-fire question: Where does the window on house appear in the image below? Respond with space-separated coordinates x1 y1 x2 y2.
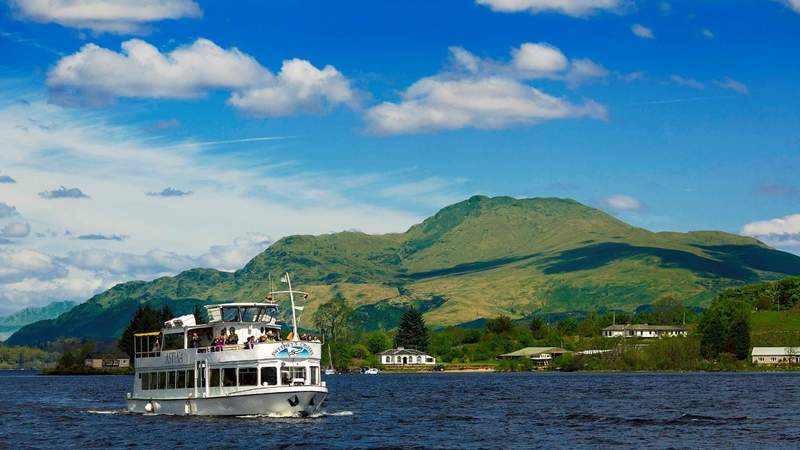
223 368 237 387
261 367 278 386
239 367 257 386
210 368 221 387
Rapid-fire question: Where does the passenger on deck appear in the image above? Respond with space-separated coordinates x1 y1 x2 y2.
246 335 255 349
152 337 160 352
190 332 200 348
226 327 239 345
258 333 268 343
214 331 225 352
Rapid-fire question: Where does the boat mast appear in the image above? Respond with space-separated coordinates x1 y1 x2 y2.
285 272 300 342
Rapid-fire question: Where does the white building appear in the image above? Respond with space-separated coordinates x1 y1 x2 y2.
602 324 688 338
378 348 436 365
752 347 800 365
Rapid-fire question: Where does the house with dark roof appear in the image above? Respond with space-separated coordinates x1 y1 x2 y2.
602 324 688 338
377 348 436 365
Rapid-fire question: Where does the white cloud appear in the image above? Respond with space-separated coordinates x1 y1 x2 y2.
713 76 748 94
0 248 68 284
47 38 358 116
631 24 655 39
702 28 715 39
0 95 472 312
365 44 608 135
9 0 202 34
670 75 704 89
741 214 800 251
228 58 360 117
600 194 644 212
476 0 624 17
1 222 31 238
779 0 800 14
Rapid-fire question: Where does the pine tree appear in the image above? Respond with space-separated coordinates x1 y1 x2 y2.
529 316 545 339
160 304 174 323
192 304 205 324
118 305 163 363
730 317 751 360
394 306 429 351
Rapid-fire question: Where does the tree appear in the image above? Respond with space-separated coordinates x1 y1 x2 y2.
160 304 174 323
486 315 514 334
366 331 392 354
118 305 164 363
395 306 429 351
699 310 725 358
313 295 355 369
529 316 545 339
651 295 684 325
192 304 205 324
730 317 751 360
556 317 578 336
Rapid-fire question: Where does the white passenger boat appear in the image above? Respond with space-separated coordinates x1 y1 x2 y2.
126 273 327 416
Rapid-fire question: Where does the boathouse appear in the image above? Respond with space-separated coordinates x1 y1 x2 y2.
378 348 436 365
751 347 800 365
497 347 571 366
84 354 130 369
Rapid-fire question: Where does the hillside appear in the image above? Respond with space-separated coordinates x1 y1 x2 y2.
0 301 76 341
9 195 800 346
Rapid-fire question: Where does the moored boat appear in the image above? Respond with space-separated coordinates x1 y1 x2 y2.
126 273 327 416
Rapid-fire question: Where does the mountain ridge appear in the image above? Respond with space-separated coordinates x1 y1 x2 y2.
8 195 800 346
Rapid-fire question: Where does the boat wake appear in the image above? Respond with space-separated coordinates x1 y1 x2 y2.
86 409 129 415
236 410 354 419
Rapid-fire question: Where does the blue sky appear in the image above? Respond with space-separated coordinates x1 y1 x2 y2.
0 0 799 314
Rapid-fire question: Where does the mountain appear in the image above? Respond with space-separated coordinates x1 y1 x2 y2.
9 195 800 346
0 300 77 341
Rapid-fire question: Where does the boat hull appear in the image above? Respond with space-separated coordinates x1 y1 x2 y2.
126 386 327 416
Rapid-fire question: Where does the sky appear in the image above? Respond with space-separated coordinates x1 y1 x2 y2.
0 0 799 315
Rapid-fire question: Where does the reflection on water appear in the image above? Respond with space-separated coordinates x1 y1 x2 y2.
1 370 800 449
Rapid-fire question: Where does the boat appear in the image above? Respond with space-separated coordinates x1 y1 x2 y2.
125 273 327 416
360 367 379 375
324 368 337 375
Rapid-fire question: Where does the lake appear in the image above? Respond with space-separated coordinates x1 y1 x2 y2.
1 370 799 449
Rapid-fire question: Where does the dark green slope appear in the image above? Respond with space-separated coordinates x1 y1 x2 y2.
9 195 800 346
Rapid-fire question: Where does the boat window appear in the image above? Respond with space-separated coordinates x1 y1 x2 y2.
223 368 237 387
176 370 186 388
310 366 318 385
186 370 194 388
167 371 176 389
163 333 184 351
210 368 221 387
149 372 158 390
222 307 240 322
239 367 257 386
241 307 260 322
141 373 150 390
158 372 167 390
261 367 277 386
281 367 306 385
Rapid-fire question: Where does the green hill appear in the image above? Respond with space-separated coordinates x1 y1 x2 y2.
0 300 77 341
9 195 800 346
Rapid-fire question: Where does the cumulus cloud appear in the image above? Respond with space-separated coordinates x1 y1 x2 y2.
0 175 16 183
713 76 748 94
0 203 19 218
599 194 644 213
631 24 655 39
1 222 31 238
670 75 704 89
146 187 193 197
47 38 358 116
741 214 800 251
365 44 608 135
228 59 360 117
38 186 90 199
77 233 128 242
8 0 202 34
0 248 68 284
475 0 624 16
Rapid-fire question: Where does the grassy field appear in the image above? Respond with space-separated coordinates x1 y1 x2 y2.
751 310 800 346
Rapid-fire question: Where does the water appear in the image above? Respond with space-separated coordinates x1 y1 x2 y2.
1 370 799 449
